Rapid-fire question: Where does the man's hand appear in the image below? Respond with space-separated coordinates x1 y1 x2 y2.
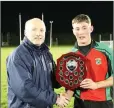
80 78 98 90
56 93 70 108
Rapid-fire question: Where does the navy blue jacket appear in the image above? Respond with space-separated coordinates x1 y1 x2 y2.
6 37 60 108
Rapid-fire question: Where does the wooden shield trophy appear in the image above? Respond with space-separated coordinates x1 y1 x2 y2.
56 52 87 90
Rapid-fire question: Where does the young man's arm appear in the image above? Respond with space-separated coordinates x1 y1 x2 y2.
97 76 113 89
66 90 74 100
80 76 113 90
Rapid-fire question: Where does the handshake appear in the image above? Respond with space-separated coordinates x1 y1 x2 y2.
56 90 74 108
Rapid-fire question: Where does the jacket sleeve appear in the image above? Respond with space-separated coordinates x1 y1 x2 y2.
51 60 61 89
6 55 57 107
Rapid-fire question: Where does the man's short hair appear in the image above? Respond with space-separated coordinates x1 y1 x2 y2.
72 14 91 25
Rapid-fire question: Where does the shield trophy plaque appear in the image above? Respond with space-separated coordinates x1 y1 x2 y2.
56 52 87 90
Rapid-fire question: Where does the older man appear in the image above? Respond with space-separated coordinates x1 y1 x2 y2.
6 18 69 108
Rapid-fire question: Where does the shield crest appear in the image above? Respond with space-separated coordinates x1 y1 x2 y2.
66 59 78 72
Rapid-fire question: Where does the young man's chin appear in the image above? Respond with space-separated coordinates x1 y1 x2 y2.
78 40 86 43
78 41 88 46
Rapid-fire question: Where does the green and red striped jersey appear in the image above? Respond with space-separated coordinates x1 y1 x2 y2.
72 40 113 101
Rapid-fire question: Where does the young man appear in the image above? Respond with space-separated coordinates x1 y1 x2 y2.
6 18 69 108
67 14 113 108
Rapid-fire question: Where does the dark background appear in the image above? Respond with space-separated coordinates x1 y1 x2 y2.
1 1 113 45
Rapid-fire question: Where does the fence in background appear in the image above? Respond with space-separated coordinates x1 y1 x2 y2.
1 32 113 47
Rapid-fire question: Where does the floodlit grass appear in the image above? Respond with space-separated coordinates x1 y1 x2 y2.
1 45 74 108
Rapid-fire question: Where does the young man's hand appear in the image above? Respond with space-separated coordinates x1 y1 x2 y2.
80 77 113 90
65 90 74 100
80 78 98 90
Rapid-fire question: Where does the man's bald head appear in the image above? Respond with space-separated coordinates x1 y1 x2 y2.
24 18 46 46
25 18 46 31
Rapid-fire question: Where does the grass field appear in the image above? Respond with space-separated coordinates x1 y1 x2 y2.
1 46 74 108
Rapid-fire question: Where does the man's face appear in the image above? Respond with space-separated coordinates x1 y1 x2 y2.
24 19 46 46
72 22 93 46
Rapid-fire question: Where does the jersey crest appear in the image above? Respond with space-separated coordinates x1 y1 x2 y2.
95 58 102 65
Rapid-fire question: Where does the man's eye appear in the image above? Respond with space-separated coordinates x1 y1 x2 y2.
76 28 79 31
32 28 37 31
83 28 86 30
41 29 44 32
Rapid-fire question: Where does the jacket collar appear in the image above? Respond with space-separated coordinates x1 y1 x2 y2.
22 36 49 52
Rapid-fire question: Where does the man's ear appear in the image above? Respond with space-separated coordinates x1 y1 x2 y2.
24 30 26 36
90 25 94 33
72 28 75 36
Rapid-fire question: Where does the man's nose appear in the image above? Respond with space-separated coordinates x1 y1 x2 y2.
78 29 84 35
36 31 42 36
